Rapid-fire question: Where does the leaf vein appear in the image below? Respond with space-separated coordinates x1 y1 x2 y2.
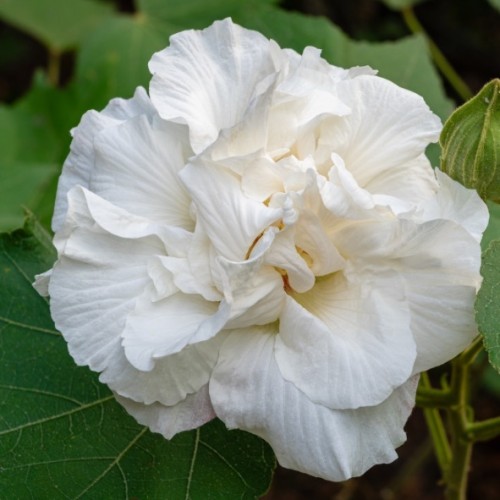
0 395 114 436
0 384 83 405
185 428 200 500
0 315 60 336
199 439 251 489
73 427 148 499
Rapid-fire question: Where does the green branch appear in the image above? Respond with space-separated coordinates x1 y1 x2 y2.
401 6 473 102
467 416 500 442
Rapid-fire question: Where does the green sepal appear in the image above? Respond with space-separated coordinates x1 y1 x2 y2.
440 79 500 202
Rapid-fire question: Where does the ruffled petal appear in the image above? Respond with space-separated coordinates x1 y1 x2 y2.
106 337 222 406
391 219 483 372
53 87 154 231
317 75 441 191
50 186 219 406
91 114 193 229
419 169 489 242
180 159 282 261
334 216 482 373
210 327 418 481
149 18 282 153
122 291 228 371
49 189 166 373
115 384 216 439
217 259 285 329
275 274 415 409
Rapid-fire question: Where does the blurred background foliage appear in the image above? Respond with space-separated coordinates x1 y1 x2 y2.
0 0 499 498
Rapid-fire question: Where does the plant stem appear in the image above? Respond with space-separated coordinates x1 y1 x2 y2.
419 338 488 499
401 6 473 102
47 48 61 87
445 359 472 500
467 416 500 442
419 373 451 473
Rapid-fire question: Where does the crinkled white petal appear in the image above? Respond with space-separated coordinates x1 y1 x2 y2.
368 154 438 212
49 186 219 406
122 291 228 371
149 18 283 153
58 186 191 258
115 384 216 439
217 259 285 329
210 327 418 482
263 227 315 293
391 219 483 372
275 274 415 409
106 336 223 406
91 114 193 229
419 169 489 242
52 87 154 232
180 159 282 260
317 75 441 191
334 216 482 373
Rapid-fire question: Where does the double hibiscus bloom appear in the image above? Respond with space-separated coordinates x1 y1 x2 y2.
36 19 487 481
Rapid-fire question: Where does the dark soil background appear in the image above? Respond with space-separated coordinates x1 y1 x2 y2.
1 0 498 498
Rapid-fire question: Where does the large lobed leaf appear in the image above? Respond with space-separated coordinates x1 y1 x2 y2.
0 0 113 51
0 74 78 232
476 240 500 374
0 218 275 499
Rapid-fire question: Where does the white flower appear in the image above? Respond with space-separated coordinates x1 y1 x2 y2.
35 19 488 481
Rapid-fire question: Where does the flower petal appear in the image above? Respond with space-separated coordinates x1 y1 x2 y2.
210 327 418 481
91 114 193 229
180 159 282 260
391 219 483 372
318 75 441 190
49 189 165 374
122 291 228 371
217 258 285 329
106 338 222 406
52 87 154 231
419 169 489 242
115 384 216 439
275 274 415 409
149 18 281 152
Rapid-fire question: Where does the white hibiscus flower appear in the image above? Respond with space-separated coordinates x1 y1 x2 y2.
35 19 488 481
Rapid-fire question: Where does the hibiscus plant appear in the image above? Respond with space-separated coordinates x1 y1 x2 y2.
0 1 499 500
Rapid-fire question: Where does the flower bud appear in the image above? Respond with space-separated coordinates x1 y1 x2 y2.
440 79 500 202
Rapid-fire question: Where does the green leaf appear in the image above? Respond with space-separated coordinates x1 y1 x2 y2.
488 0 500 13
440 79 500 202
0 218 275 499
378 0 428 10
0 73 83 231
138 0 278 30
0 161 58 231
476 239 500 374
0 99 59 231
483 201 500 251
76 15 169 104
0 0 113 51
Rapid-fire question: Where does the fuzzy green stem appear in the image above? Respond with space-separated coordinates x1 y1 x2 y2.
401 6 473 102
445 360 472 500
419 373 452 473
467 416 500 442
